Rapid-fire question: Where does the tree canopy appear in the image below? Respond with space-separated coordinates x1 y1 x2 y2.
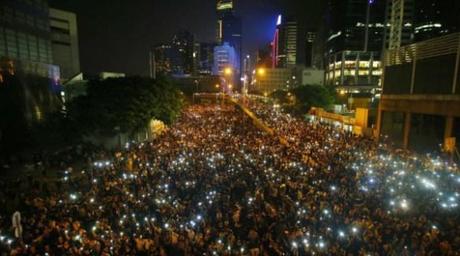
271 85 334 115
68 76 183 137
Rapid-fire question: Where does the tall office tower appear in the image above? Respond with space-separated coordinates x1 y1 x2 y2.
305 31 317 67
272 15 298 68
216 0 242 77
257 44 272 68
0 0 59 80
385 0 460 50
221 14 242 72
216 0 233 44
198 42 217 75
171 30 195 75
325 0 386 53
212 42 238 76
49 8 80 80
152 44 173 77
413 0 460 42
324 0 386 90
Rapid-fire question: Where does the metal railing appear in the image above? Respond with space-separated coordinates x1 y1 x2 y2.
384 33 460 65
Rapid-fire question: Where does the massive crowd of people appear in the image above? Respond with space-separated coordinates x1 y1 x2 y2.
0 101 459 255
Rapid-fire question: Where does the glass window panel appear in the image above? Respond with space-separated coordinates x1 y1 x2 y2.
18 33 29 59
5 29 18 58
28 34 38 61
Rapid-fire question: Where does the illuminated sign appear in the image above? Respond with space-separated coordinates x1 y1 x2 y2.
217 1 233 11
276 15 282 26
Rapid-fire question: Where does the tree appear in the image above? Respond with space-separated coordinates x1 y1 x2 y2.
271 85 334 116
68 77 183 137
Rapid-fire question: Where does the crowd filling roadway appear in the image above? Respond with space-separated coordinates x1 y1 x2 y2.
0 100 459 255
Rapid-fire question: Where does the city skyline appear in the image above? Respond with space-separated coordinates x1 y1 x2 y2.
49 0 324 76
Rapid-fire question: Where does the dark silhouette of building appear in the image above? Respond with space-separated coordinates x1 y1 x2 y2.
305 31 317 67
413 0 460 42
151 30 196 77
198 42 217 75
377 33 460 152
324 0 386 93
0 0 60 80
171 30 195 76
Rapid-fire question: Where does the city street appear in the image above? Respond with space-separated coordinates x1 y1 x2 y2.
1 101 459 255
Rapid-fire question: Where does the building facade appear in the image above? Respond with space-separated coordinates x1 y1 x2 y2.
305 31 317 67
272 15 298 69
216 0 233 44
413 0 460 43
253 68 293 94
196 42 217 76
151 30 196 78
49 8 80 81
325 0 386 91
0 0 59 80
301 68 324 86
212 42 238 76
151 44 172 77
377 33 460 152
326 50 382 88
171 30 195 76
216 0 242 78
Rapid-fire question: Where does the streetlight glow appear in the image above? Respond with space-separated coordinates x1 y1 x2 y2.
224 67 232 75
257 68 266 76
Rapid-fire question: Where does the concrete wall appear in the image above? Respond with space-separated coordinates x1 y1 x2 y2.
301 68 324 85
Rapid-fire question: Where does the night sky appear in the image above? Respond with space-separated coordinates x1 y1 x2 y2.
49 0 323 76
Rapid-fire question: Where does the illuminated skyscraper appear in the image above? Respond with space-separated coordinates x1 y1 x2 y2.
272 15 298 68
213 42 238 76
216 0 242 78
216 0 233 44
324 0 386 91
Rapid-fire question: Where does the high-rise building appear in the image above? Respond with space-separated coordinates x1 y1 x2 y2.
213 42 238 76
325 0 386 54
0 0 60 80
253 68 293 94
216 0 242 78
385 0 460 50
256 44 272 68
216 0 234 44
272 15 298 68
49 8 80 81
413 0 460 42
384 0 415 49
171 30 195 76
305 31 317 67
151 44 172 77
198 42 217 75
221 14 242 70
324 0 386 95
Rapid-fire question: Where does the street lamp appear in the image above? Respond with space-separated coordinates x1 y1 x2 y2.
224 67 232 76
257 68 266 76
